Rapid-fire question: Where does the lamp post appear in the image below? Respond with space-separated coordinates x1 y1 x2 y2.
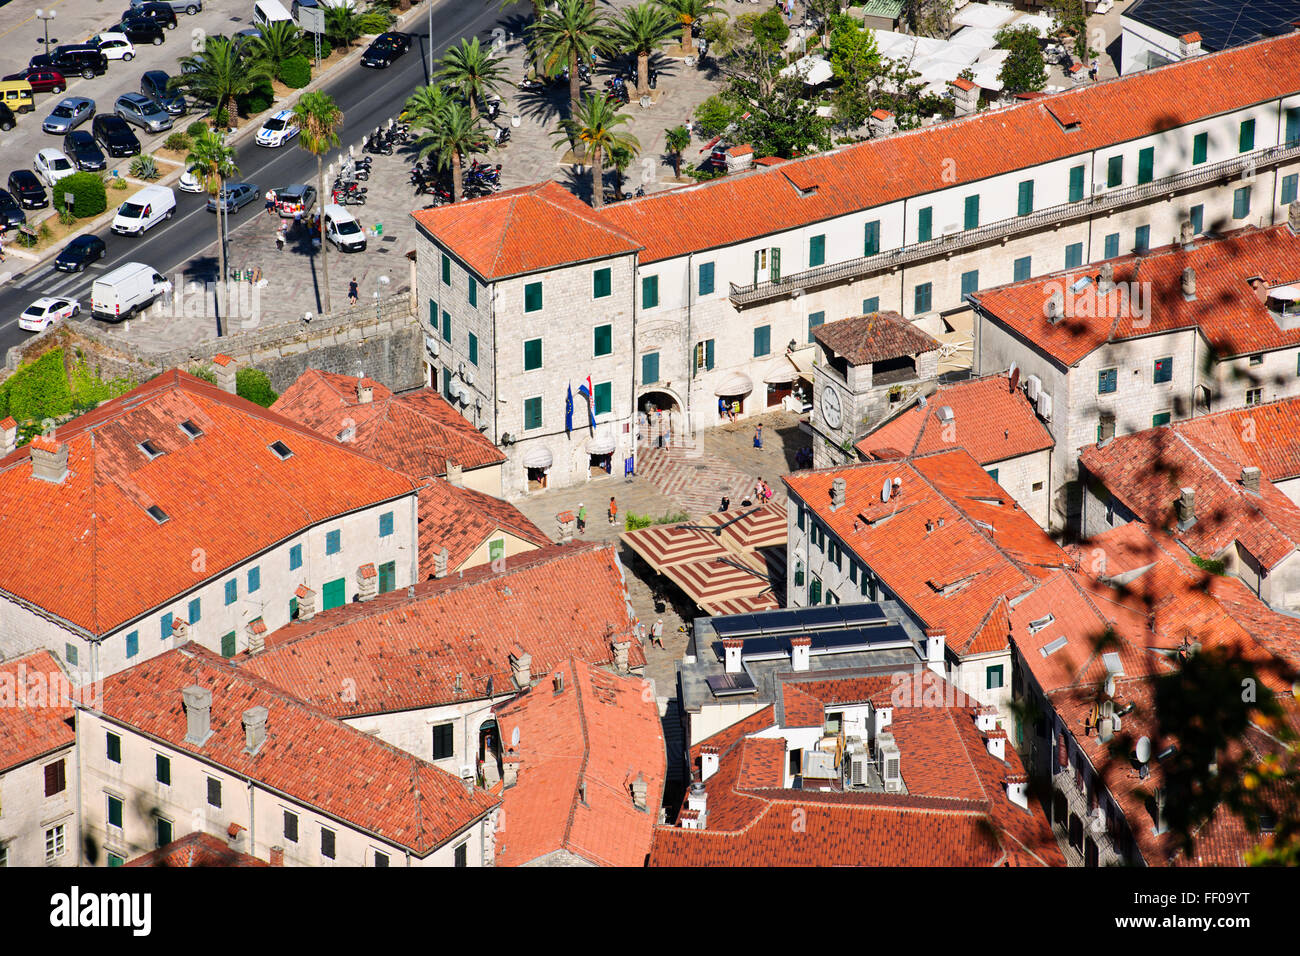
35 9 57 48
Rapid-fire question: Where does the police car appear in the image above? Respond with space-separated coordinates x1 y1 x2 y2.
255 109 299 148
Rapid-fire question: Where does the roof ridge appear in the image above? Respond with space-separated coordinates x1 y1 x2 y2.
563 659 590 855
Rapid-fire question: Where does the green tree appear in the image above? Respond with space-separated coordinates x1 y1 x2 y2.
415 99 490 203
236 367 278 407
292 91 343 314
173 37 270 131
402 83 453 130
728 70 831 159
996 24 1047 95
903 0 954 38
185 127 238 320
605 2 677 97
828 13 879 80
248 20 302 81
552 93 640 209
746 7 789 53
1045 0 1093 64
805 0 842 45
665 124 691 178
530 0 609 119
436 36 509 121
324 4 390 51
693 93 738 139
655 0 723 53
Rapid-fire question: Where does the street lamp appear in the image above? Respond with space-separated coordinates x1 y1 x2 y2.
35 9 57 48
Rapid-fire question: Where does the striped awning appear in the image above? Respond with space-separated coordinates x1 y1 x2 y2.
699 592 781 617
620 524 732 568
700 502 788 551
659 550 773 605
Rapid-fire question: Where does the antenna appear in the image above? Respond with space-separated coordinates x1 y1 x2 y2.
1135 736 1151 764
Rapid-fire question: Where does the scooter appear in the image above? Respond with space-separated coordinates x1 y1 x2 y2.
493 125 510 146
518 76 544 91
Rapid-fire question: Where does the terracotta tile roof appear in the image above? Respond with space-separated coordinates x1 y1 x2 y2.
1162 396 1300 482
811 311 939 364
971 225 1300 366
951 77 977 91
98 645 499 855
417 478 549 578
125 831 268 867
272 369 505 478
0 651 75 771
239 542 644 717
780 683 826 728
493 658 665 867
597 35 1300 263
856 373 1053 466
410 180 642 280
0 370 418 636
784 449 1073 657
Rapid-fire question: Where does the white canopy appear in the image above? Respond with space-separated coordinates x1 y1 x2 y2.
521 445 553 469
762 356 797 384
714 372 754 397
779 54 834 87
587 431 616 455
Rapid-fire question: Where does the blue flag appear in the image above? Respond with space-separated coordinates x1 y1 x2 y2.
565 383 574 435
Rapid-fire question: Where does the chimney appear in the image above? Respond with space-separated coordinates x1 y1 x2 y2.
227 822 246 850
510 649 532 687
556 510 575 544
1153 787 1168 834
612 639 631 674
1176 487 1196 530
975 705 998 733
923 627 946 675
552 671 564 694
1179 31 1202 57
868 109 896 138
1098 263 1115 294
630 772 648 811
1241 466 1262 494
503 750 520 788
295 584 316 620
1045 289 1064 324
29 436 69 484
182 685 213 746
0 417 16 455
872 704 892 740
246 617 267 654
686 779 708 827
434 547 450 578
949 77 979 116
1005 773 1030 810
357 562 378 601
829 477 846 512
1179 219 1195 249
357 380 374 404
212 354 237 394
170 617 189 641
269 846 285 867
722 638 743 674
242 706 268 756
445 460 463 487
790 635 811 671
1181 267 1196 301
1289 200 1300 235
986 727 1007 761
700 746 720 781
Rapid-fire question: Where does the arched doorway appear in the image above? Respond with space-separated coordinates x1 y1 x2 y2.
478 719 501 787
521 444 553 492
638 388 682 450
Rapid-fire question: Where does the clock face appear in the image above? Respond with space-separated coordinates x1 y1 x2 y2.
822 385 842 430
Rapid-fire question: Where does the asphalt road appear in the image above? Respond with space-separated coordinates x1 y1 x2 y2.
0 1 524 354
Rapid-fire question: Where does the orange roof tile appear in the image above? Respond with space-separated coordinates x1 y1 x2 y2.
811 311 939 364
125 831 268 867
417 478 549 578
0 651 76 770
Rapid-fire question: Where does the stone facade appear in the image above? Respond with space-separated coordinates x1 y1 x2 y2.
0 746 77 867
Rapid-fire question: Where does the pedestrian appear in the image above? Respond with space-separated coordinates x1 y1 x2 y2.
731 400 740 423
577 502 587 534
608 496 618 525
651 619 664 648
265 188 276 215
719 493 730 512
718 396 727 421
754 423 763 448
276 225 286 251
293 207 303 234
635 619 647 645
348 277 359 306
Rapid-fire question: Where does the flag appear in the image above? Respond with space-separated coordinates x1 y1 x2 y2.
565 384 574 435
577 376 595 430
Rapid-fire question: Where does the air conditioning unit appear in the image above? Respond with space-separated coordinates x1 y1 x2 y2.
1025 374 1041 402
1037 391 1053 421
1089 806 1108 835
1240 161 1256 185
462 367 475 386
848 751 872 788
425 335 440 358
876 732 903 793
942 222 961 236
460 765 474 782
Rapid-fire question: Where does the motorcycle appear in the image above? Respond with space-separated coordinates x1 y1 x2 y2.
493 125 510 146
517 76 544 91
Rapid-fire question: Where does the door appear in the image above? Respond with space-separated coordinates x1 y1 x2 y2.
322 577 346 610
220 631 236 657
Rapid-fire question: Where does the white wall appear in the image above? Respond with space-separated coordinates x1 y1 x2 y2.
0 746 77 867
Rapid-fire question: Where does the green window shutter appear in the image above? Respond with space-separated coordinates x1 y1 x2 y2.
289 596 299 619
809 576 822 605
441 309 450 343
1288 108 1300 146
593 267 611 298
1107 155 1123 187
523 338 542 371
986 665 1004 690
809 234 825 267
807 311 824 343
1239 119 1255 153
864 220 880 256
524 397 542 430
1283 175 1299 206
428 298 438 328
1192 131 1208 165
1154 357 1172 384
705 339 715 370
987 468 998 483
1065 242 1083 268
1137 147 1153 184
1104 232 1119 258
221 631 236 657
770 248 781 282
753 249 761 286
963 194 979 229
1234 186 1252 219
1189 204 1203 235
161 612 172 641
1152 411 1171 427
1017 179 1033 216
796 505 805 530
917 206 932 242
862 296 879 313
322 578 346 610
378 561 395 593
1098 368 1117 394
642 275 659 309
593 381 612 415
1013 256 1031 282
225 579 237 604
107 732 121 763
1135 225 1150 253
468 277 477 307
1068 164 1085 202
469 332 478 365
108 796 123 828
188 598 200 624
698 262 715 295
524 281 543 313
594 324 612 356
641 352 660 384
441 254 451 285
914 282 931 313
754 325 771 357
960 270 979 298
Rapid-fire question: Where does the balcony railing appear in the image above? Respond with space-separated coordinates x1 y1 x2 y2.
728 141 1300 307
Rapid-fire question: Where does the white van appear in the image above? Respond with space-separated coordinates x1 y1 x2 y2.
253 0 294 28
91 262 172 321
111 185 176 236
324 203 367 251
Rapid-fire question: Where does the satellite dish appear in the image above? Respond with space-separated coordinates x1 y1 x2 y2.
1009 362 1020 393
511 726 520 748
1104 676 1115 697
1135 736 1151 763
881 479 891 502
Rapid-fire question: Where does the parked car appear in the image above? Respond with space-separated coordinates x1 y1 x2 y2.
1 68 67 94
91 33 137 62
129 0 202 13
55 234 107 272
255 109 299 147
0 80 35 115
44 46 110 79
115 93 173 133
63 131 107 171
177 169 204 192
7 170 48 208
109 18 166 46
123 2 177 29
274 183 315 218
19 297 80 332
0 103 13 132
361 32 409 69
42 96 94 134
113 184 175 235
140 70 186 115
0 190 26 229
91 262 172 321
324 203 366 251
206 181 259 213
34 148 76 188
92 114 141 156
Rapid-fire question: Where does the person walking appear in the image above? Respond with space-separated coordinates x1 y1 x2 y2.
719 493 730 512
348 277 359 306
577 502 587 534
651 619 664 649
718 396 727 421
265 188 276 216
608 496 618 525
635 619 647 646
754 423 763 448
276 224 286 251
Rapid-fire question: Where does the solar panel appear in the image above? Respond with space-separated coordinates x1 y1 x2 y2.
753 609 806 634
800 605 847 628
838 603 887 627
711 614 760 637
812 624 911 651
706 672 757 696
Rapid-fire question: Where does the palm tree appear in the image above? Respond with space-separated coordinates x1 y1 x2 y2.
415 100 490 203
655 0 723 54
248 20 302 81
186 127 238 323
402 83 452 130
292 91 343 314
173 36 270 130
436 36 509 122
325 4 390 51
530 0 608 119
608 142 634 200
553 93 640 209
605 2 677 97
665 124 690 178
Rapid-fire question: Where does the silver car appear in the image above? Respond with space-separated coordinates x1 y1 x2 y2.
115 92 173 133
130 0 201 12
42 96 95 135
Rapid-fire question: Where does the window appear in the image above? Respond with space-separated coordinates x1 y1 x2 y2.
698 261 715 296
1137 146 1154 184
809 234 825 266
523 338 542 371
1249 353 1264 366
986 665 1004 690
1288 107 1300 146
1106 155 1122 187
1247 387 1263 406
1134 225 1150 254
65 643 77 667
379 511 394 538
1017 179 1034 216
1068 164 1085 202
155 754 171 786
44 760 66 797
1154 357 1172 384
188 597 201 624
849 562 858 583
468 332 478 366
917 205 932 242
987 467 999 483
914 282 932 313
963 194 979 230
321 828 336 860
326 530 341 555
224 579 237 605
807 311 824 343
1234 186 1252 220
374 851 389 867
126 631 138 659
455 843 468 867
284 810 299 843
153 816 171 849
593 381 612 415
1190 204 1204 235
1152 411 1172 427
207 777 222 809
753 325 771 357
378 561 395 594
441 253 451 285
809 574 822 605
1098 368 1118 394
290 544 302 571
221 631 236 657
45 825 65 862
524 281 542 313
862 296 879 313
442 366 455 403
1104 232 1119 259
1284 174 1299 206
593 267 611 298
1192 131 1208 165
1032 481 1044 492
960 269 979 298
641 275 659 309
1098 413 1116 442
1065 242 1083 268
468 277 477 308
524 397 542 430
107 795 123 829
107 732 121 764
593 324 612 356
641 352 660 385
441 309 451 343
432 723 454 760
1239 118 1255 153
695 339 715 371
1013 256 1031 282
161 612 173 642
427 298 438 329
247 566 260 593
864 220 880 256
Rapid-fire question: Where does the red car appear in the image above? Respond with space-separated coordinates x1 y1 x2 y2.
2 68 66 94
